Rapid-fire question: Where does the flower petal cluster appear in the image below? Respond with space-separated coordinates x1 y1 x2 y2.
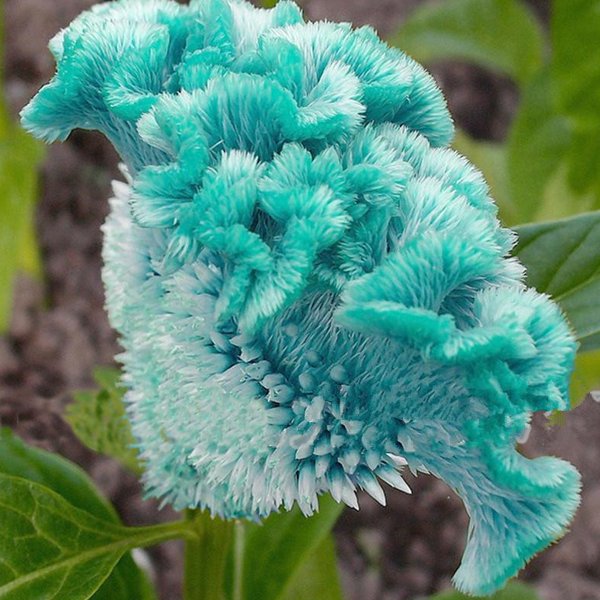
22 0 580 594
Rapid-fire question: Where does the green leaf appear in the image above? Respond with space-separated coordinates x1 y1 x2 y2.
552 0 600 199
234 495 345 600
0 429 157 600
531 163 597 224
0 116 44 333
66 368 142 475
0 474 186 600
423 580 541 599
89 558 158 600
506 69 573 223
452 130 516 225
92 367 122 393
280 535 344 600
570 349 600 410
514 211 600 352
0 428 118 520
390 0 545 85
552 0 600 122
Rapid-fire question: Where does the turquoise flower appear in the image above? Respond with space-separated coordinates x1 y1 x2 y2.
22 0 580 594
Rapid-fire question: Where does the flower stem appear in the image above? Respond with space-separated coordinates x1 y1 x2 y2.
232 521 246 600
183 509 234 600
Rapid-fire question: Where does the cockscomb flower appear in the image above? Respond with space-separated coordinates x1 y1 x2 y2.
22 0 580 595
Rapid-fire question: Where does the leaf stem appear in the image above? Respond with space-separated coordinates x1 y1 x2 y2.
183 509 234 600
125 519 197 546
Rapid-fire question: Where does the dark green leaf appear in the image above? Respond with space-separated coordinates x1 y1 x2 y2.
279 534 344 600
423 581 541 599
66 368 142 475
0 428 117 520
89 557 158 600
0 474 184 600
236 495 344 600
390 0 545 85
515 211 600 352
0 429 157 600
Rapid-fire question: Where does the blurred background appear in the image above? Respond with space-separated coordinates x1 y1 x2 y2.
1 0 600 599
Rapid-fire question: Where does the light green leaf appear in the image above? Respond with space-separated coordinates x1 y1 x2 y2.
66 368 142 475
452 130 516 225
506 69 573 223
569 349 600 411
280 534 344 600
0 116 44 333
514 211 600 352
422 580 541 599
0 429 158 600
235 495 345 600
92 367 122 393
552 0 600 199
532 163 596 224
552 0 600 122
0 474 185 600
390 0 545 85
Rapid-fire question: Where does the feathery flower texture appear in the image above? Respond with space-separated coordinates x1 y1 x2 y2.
22 0 580 594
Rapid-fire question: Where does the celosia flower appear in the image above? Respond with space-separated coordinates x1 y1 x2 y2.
22 0 580 594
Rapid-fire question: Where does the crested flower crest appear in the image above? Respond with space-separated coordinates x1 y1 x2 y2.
22 0 580 595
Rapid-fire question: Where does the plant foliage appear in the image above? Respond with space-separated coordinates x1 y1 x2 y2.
0 430 160 600
515 212 600 353
67 368 142 475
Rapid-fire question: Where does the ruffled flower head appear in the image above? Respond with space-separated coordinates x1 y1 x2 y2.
22 0 580 594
